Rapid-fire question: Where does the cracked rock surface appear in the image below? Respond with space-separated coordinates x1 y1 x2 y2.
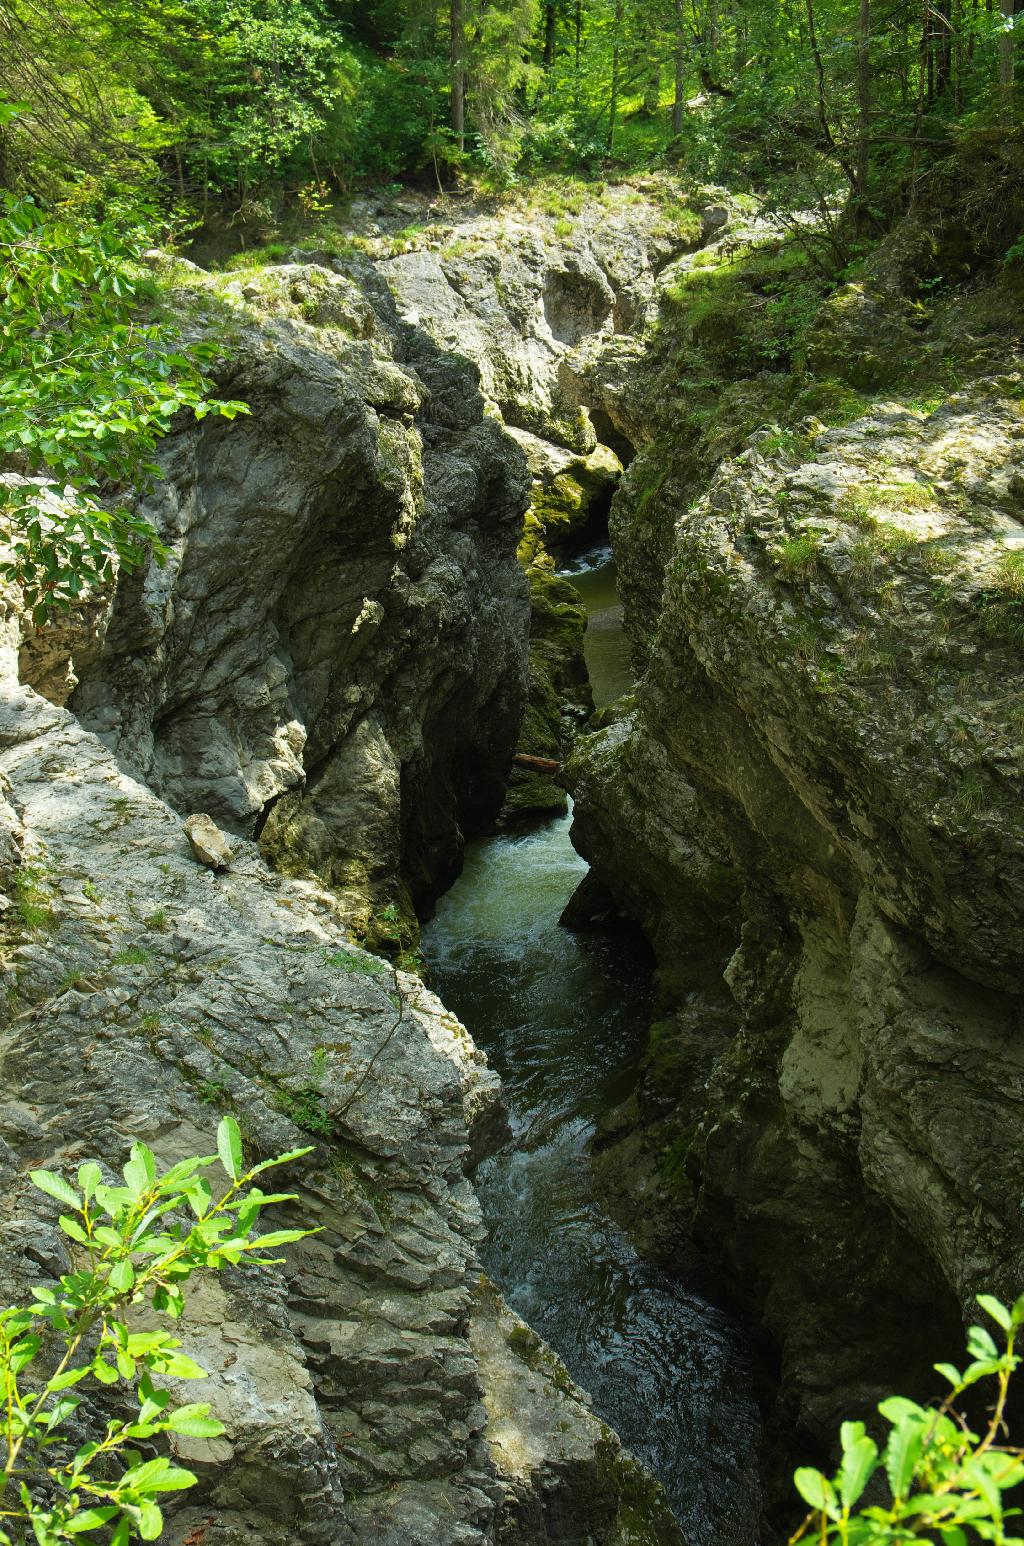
568 353 1024 1443
27 260 532 949
0 682 681 1544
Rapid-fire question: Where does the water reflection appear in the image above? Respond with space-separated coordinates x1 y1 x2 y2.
559 546 634 709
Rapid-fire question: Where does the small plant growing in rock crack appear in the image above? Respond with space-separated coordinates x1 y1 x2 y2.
319 948 388 979
274 1047 332 1137
111 948 149 968
0 1116 316 1544
790 1293 1024 1544
777 532 824 582
11 866 56 934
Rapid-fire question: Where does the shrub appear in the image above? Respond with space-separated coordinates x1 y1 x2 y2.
0 1117 314 1543
0 168 247 625
791 1293 1024 1544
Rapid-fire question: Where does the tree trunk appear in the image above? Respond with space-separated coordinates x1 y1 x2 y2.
643 60 662 116
856 0 871 208
673 0 687 136
937 0 953 93
608 0 624 150
543 1 556 68
805 0 858 190
451 0 465 152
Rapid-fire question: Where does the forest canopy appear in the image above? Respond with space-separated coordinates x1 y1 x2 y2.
0 0 1020 212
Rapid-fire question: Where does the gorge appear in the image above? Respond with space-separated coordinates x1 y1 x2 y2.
3 154 1024 1546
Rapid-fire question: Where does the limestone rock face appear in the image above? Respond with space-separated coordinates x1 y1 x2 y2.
367 182 713 824
567 363 1024 1440
53 262 531 945
376 186 705 453
0 683 681 1545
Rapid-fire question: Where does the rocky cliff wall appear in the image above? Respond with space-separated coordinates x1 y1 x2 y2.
0 233 690 1540
21 259 531 957
0 676 682 1544
563 208 1024 1455
360 180 719 819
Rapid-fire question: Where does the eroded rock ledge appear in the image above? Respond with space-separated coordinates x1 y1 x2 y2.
0 682 681 1545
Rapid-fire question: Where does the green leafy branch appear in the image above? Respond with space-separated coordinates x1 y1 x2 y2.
0 1117 316 1545
791 1294 1024 1545
0 174 248 625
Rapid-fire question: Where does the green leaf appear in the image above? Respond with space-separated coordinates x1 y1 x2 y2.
185 1177 213 1219
794 1467 837 1516
138 1502 164 1540
48 1366 89 1391
977 1295 1011 1332
44 1395 81 1430
246 1146 313 1177
162 1352 208 1379
967 1324 999 1360
108 1259 135 1293
884 1412 926 1501
125 1457 198 1493
165 1403 226 1438
158 1155 216 1190
126 1332 172 1357
29 1169 81 1209
964 1456 1003 1519
65 1508 119 1533
77 1162 102 1199
95 1184 135 1219
245 1228 308 1249
10 1334 40 1372
124 1142 156 1197
217 1115 243 1181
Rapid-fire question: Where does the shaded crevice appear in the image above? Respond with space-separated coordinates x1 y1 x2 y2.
589 410 636 468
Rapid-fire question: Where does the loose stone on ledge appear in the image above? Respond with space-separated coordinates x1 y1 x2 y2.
183 812 233 870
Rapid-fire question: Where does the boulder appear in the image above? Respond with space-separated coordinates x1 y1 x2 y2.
184 812 233 869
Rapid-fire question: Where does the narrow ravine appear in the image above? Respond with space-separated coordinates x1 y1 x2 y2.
423 548 764 1546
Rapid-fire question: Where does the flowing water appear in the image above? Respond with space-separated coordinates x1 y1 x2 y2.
422 548 763 1545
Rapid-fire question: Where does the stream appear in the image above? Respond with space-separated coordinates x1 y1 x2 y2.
422 547 763 1545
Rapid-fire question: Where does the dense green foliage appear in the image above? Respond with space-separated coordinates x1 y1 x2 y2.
1 0 1019 200
0 1117 314 1544
792 1296 1024 1545
0 132 247 624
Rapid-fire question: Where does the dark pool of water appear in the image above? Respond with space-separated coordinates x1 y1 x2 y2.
422 548 763 1544
559 545 634 709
